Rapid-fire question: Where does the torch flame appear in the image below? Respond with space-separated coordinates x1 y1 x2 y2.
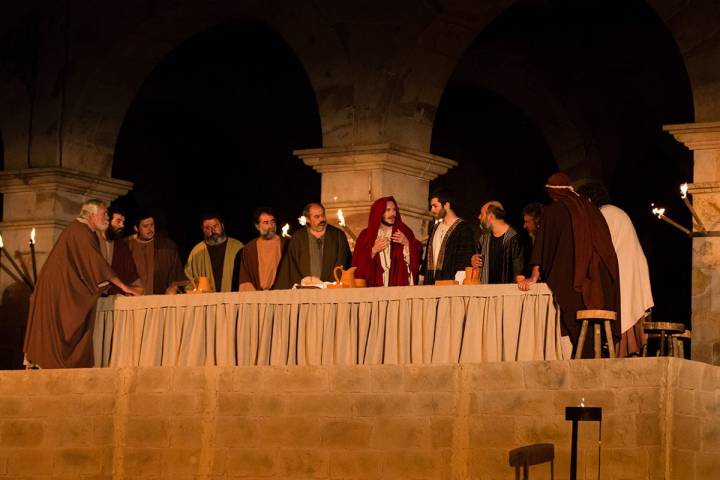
337 209 346 227
281 224 290 238
0 233 3 249
30 228 36 245
298 216 307 226
680 183 688 199
652 207 665 218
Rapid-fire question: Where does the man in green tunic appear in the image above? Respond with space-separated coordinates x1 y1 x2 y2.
275 203 351 288
185 213 243 292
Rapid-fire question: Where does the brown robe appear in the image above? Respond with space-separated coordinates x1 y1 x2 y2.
237 237 288 290
275 225 351 289
24 220 115 368
530 201 620 357
128 235 186 295
107 237 140 296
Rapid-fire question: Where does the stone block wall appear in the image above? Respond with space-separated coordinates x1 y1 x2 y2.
0 358 718 479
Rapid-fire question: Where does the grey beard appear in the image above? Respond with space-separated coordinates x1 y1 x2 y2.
205 234 227 246
260 231 277 240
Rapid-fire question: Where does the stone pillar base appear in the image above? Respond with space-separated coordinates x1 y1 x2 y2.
295 144 457 244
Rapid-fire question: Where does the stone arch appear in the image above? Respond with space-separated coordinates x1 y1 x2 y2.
110 19 326 250
59 1 352 176
380 0 714 154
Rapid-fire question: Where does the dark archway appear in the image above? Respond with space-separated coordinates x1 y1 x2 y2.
112 21 322 257
430 87 557 223
430 0 694 325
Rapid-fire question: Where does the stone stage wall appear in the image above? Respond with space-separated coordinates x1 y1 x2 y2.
0 358 718 479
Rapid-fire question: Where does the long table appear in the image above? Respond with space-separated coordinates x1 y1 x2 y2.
93 283 567 367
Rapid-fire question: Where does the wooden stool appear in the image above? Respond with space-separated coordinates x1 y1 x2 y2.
509 443 554 480
642 322 686 357
575 310 616 359
671 329 692 359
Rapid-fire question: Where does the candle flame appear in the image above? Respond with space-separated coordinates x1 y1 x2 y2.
298 216 307 226
337 209 346 227
680 183 688 199
0 233 3 249
30 228 36 245
580 397 585 407
281 224 290 238
652 207 665 218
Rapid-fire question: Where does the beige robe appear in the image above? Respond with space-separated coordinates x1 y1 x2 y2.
600 205 654 333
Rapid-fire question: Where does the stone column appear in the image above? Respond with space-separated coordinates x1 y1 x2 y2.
664 121 720 365
294 144 457 245
0 167 132 369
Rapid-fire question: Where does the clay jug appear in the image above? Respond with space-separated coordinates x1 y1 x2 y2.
464 267 481 285
194 276 213 292
333 266 357 288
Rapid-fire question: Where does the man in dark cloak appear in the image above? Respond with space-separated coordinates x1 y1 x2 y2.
275 202 351 288
519 173 620 358
127 213 187 294
352 196 422 287
471 201 526 284
238 207 288 291
23 199 139 369
421 189 475 284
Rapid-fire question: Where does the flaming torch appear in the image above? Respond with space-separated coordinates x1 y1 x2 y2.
281 223 291 238
337 209 357 241
298 215 307 226
0 233 34 289
652 206 691 236
29 228 37 284
680 183 706 231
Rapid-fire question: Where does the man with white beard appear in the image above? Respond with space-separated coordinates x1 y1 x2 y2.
23 199 139 369
237 207 288 291
185 213 243 292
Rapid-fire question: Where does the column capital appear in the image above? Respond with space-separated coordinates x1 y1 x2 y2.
663 121 720 150
0 167 133 227
0 167 132 200
294 143 457 180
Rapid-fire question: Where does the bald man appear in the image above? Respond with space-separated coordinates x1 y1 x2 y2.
471 201 526 284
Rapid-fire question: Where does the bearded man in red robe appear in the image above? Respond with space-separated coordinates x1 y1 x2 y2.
352 197 422 287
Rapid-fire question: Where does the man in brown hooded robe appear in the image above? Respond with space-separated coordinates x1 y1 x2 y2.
24 199 139 369
519 173 620 358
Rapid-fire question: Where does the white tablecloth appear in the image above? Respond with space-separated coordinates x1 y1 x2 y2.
93 283 566 367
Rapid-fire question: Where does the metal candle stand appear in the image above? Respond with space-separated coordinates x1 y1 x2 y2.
565 406 603 480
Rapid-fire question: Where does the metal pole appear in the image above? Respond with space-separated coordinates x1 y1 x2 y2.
570 419 578 480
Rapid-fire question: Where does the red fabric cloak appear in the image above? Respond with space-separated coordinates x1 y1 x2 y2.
352 196 422 287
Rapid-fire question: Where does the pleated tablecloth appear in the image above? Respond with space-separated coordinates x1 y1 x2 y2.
93 283 566 367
